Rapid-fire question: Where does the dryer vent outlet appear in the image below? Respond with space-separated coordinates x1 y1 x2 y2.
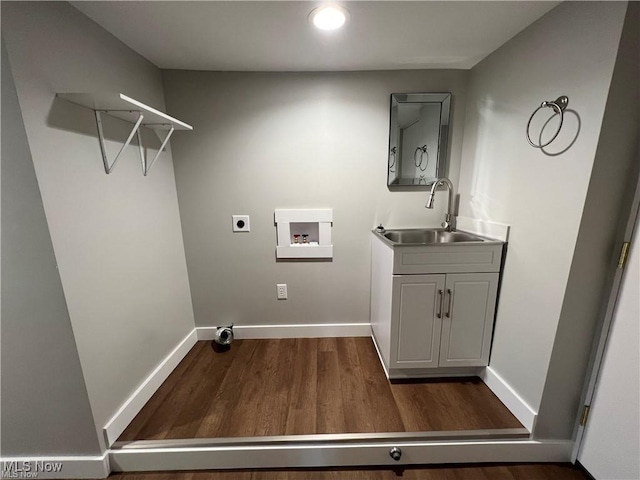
214 325 234 346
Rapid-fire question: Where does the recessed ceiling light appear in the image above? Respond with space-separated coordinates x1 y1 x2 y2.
309 5 349 31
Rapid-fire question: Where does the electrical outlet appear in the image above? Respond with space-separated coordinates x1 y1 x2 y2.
276 284 287 300
232 215 250 232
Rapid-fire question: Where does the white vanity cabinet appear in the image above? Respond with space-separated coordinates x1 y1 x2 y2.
370 231 503 379
391 272 499 370
391 274 445 369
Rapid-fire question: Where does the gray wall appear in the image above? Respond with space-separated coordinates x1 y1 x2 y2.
162 70 468 328
536 2 639 439
1 2 195 431
457 1 627 413
1 40 102 457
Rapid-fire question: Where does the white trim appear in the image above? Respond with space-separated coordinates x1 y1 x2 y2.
481 367 537 431
196 323 370 340
274 208 333 223
457 216 510 242
371 330 391 380
1 454 109 479
103 329 198 446
109 439 572 472
276 245 333 258
370 329 391 379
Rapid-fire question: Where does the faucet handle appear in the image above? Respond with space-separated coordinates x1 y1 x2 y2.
442 213 453 231
376 224 386 233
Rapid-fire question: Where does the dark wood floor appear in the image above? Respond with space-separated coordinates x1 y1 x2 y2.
108 464 588 479
119 338 522 441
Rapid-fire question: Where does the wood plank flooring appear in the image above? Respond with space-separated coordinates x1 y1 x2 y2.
107 464 588 480
119 338 522 441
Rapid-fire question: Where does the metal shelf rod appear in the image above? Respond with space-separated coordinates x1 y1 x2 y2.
95 110 144 174
144 127 175 176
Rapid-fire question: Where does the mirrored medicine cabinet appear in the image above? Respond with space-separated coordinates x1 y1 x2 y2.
387 92 451 188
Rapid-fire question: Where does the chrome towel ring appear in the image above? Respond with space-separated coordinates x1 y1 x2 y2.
389 146 397 173
414 144 430 171
526 95 569 148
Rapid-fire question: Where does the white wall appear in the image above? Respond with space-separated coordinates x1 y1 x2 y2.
458 1 628 414
1 39 101 458
1 2 195 432
162 70 468 328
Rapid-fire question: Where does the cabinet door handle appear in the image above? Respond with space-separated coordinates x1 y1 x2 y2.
445 288 453 318
437 289 443 318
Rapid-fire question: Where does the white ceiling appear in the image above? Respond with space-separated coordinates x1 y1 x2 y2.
72 1 559 71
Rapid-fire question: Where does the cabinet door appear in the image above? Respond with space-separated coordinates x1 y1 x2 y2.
439 273 499 367
390 274 445 369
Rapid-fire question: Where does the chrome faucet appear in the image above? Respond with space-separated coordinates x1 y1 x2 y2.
426 177 456 231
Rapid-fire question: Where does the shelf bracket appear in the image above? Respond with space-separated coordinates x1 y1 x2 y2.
137 126 175 176
95 110 144 174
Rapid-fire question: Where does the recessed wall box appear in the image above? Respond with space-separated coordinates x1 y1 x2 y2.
274 209 333 259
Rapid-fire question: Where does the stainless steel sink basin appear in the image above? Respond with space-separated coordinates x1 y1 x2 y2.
376 228 496 246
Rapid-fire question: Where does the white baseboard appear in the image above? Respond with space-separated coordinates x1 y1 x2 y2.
103 329 198 446
482 367 537 431
196 323 371 340
109 439 572 472
0 454 109 479
370 329 390 379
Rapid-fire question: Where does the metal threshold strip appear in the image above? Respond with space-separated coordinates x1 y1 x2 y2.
111 428 530 450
